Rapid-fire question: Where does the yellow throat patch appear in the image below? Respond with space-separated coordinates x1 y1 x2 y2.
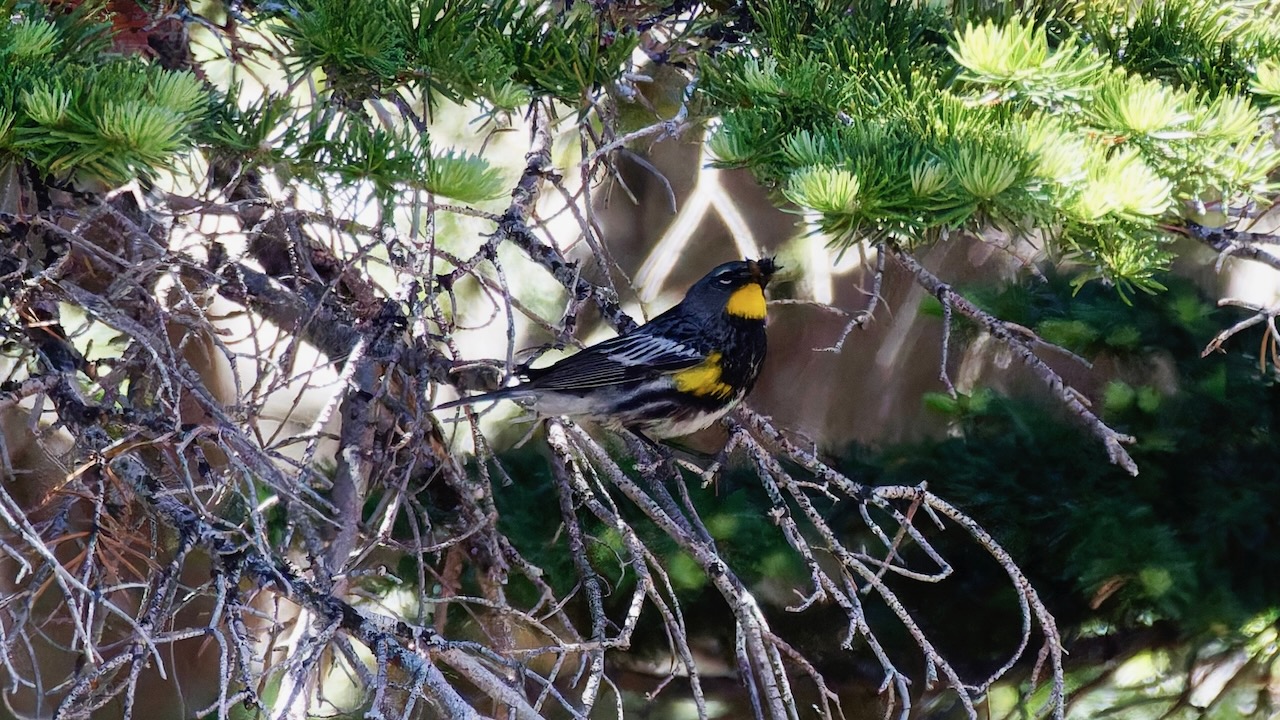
672 352 735 398
726 283 767 320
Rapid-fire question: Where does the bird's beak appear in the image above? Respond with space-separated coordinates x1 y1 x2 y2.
751 257 780 287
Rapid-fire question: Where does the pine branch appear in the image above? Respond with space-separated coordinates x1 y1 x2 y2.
445 101 640 335
889 245 1140 476
1180 219 1280 273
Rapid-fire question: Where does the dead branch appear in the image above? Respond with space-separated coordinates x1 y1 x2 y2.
1202 298 1280 372
888 244 1139 476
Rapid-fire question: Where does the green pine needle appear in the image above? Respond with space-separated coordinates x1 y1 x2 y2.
20 85 71 127
8 19 60 61
910 159 953 198
783 166 861 215
1070 149 1172 223
1251 60 1280 99
424 150 504 203
1088 73 1192 137
945 144 1022 200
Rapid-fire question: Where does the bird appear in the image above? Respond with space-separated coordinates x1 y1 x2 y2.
437 257 778 439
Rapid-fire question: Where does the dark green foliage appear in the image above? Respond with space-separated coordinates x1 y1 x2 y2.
201 90 299 164
702 0 957 196
0 0 207 185
295 117 431 197
201 91 503 207
496 1 638 103
0 0 113 112
890 273 1280 635
1083 0 1280 95
748 0 952 82
222 0 645 207
402 0 505 103
279 0 410 87
272 0 638 106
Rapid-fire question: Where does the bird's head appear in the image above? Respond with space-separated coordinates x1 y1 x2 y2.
684 257 779 321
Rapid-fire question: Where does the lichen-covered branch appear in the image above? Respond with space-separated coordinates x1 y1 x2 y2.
888 245 1139 476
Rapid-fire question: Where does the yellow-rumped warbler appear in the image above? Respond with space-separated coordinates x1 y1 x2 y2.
438 258 778 439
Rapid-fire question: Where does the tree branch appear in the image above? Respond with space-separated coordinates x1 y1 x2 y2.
443 101 640 335
1180 220 1280 273
888 245 1139 476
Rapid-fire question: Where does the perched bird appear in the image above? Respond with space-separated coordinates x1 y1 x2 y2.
438 258 778 439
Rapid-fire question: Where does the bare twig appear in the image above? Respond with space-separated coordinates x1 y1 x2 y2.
888 245 1139 476
443 101 639 335
1203 298 1280 372
822 244 886 352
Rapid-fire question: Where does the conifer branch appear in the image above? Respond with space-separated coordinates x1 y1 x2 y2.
1182 220 1280 273
889 245 1140 476
446 101 640 335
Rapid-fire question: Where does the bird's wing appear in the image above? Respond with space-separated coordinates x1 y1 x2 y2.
524 331 705 390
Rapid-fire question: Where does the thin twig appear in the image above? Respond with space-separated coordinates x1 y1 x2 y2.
888 245 1139 475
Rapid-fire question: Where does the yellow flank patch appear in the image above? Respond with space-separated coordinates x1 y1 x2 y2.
726 283 767 319
673 352 735 398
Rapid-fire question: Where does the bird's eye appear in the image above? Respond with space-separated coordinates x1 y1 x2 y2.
717 277 734 286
